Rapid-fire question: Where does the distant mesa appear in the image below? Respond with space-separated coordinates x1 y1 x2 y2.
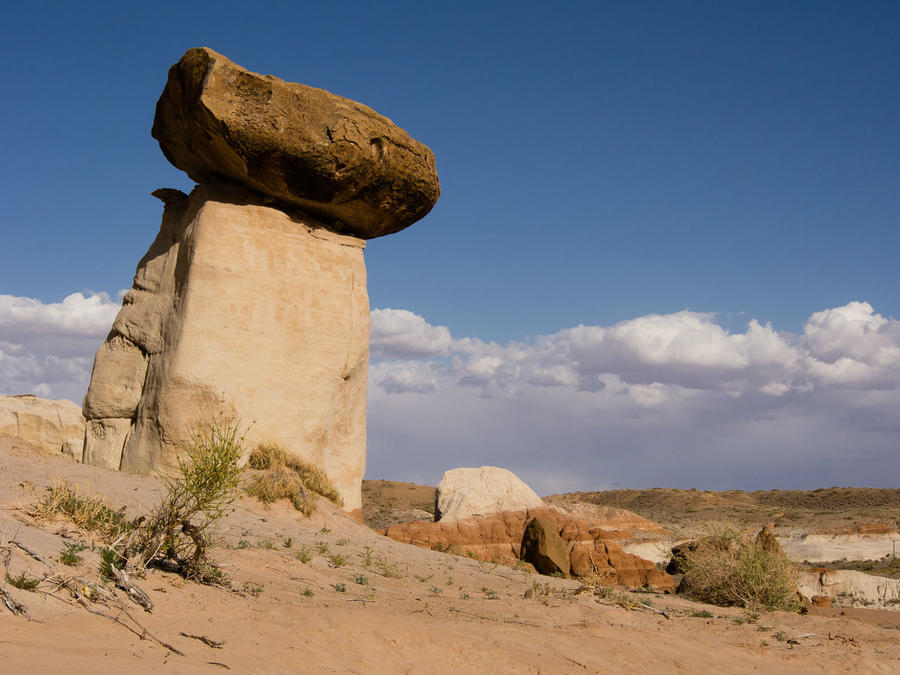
78 47 440 515
152 47 440 239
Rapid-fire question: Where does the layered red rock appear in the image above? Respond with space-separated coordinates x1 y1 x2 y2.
381 507 675 591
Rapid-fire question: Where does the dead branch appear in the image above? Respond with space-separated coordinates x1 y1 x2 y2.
0 584 29 617
74 596 183 655
12 541 53 568
110 566 154 612
265 565 316 584
448 606 543 627
179 632 224 648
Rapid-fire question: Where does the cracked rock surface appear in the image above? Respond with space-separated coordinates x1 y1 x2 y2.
152 47 440 239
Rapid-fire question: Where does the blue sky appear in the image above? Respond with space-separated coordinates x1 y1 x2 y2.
1 1 899 492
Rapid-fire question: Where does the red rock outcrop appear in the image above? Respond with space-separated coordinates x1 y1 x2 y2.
381 507 674 591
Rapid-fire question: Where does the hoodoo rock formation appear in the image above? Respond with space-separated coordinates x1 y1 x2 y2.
82 48 440 515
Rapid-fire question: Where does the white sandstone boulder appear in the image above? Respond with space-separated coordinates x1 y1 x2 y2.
435 466 545 522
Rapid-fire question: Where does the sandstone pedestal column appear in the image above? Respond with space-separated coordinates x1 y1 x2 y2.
82 48 440 516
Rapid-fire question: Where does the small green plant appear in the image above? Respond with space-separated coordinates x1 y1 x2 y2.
301 586 314 597
318 526 331 534
283 537 293 548
6 572 40 591
359 546 373 569
375 556 403 579
259 539 276 550
327 553 346 568
336 538 349 546
98 546 125 581
331 583 346 593
760 640 770 648
690 610 715 619
446 576 454 586
774 631 789 643
237 539 252 549
242 581 264 597
245 443 342 516
296 546 313 563
353 574 369 585
429 585 443 597
459 591 470 600
481 586 498 599
315 541 330 555
58 542 86 566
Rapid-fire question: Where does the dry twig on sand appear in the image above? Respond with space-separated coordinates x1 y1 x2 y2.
179 631 225 648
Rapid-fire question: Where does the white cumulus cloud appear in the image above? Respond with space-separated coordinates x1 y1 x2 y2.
0 292 120 402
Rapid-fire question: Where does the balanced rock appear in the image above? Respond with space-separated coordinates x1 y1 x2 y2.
521 515 570 576
0 394 84 460
83 48 440 517
435 466 545 522
152 47 440 239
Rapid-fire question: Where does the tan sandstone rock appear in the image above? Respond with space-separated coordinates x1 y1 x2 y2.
152 48 440 239
83 182 369 513
0 395 84 460
435 466 545 522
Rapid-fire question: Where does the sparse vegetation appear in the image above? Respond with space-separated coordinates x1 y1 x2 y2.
6 571 40 591
327 553 346 568
296 546 313 563
58 542 86 566
375 555 403 579
122 417 245 582
31 481 129 540
242 581 264 597
331 583 346 593
245 443 342 516
675 527 800 612
353 574 369 585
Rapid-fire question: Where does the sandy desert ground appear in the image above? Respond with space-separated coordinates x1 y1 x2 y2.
2 437 899 673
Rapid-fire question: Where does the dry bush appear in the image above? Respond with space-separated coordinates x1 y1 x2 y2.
246 443 342 516
31 481 130 541
675 527 799 611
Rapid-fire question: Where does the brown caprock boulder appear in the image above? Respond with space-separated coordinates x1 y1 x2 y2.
521 515 570 576
152 48 440 239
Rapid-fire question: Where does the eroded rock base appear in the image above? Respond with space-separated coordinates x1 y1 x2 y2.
82 183 369 512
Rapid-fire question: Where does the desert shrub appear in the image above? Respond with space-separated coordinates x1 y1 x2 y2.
31 481 129 541
58 542 87 566
675 527 799 611
246 443 342 515
121 417 245 582
6 571 40 591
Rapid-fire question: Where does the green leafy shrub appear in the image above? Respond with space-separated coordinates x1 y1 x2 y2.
245 443 342 516
675 527 799 611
